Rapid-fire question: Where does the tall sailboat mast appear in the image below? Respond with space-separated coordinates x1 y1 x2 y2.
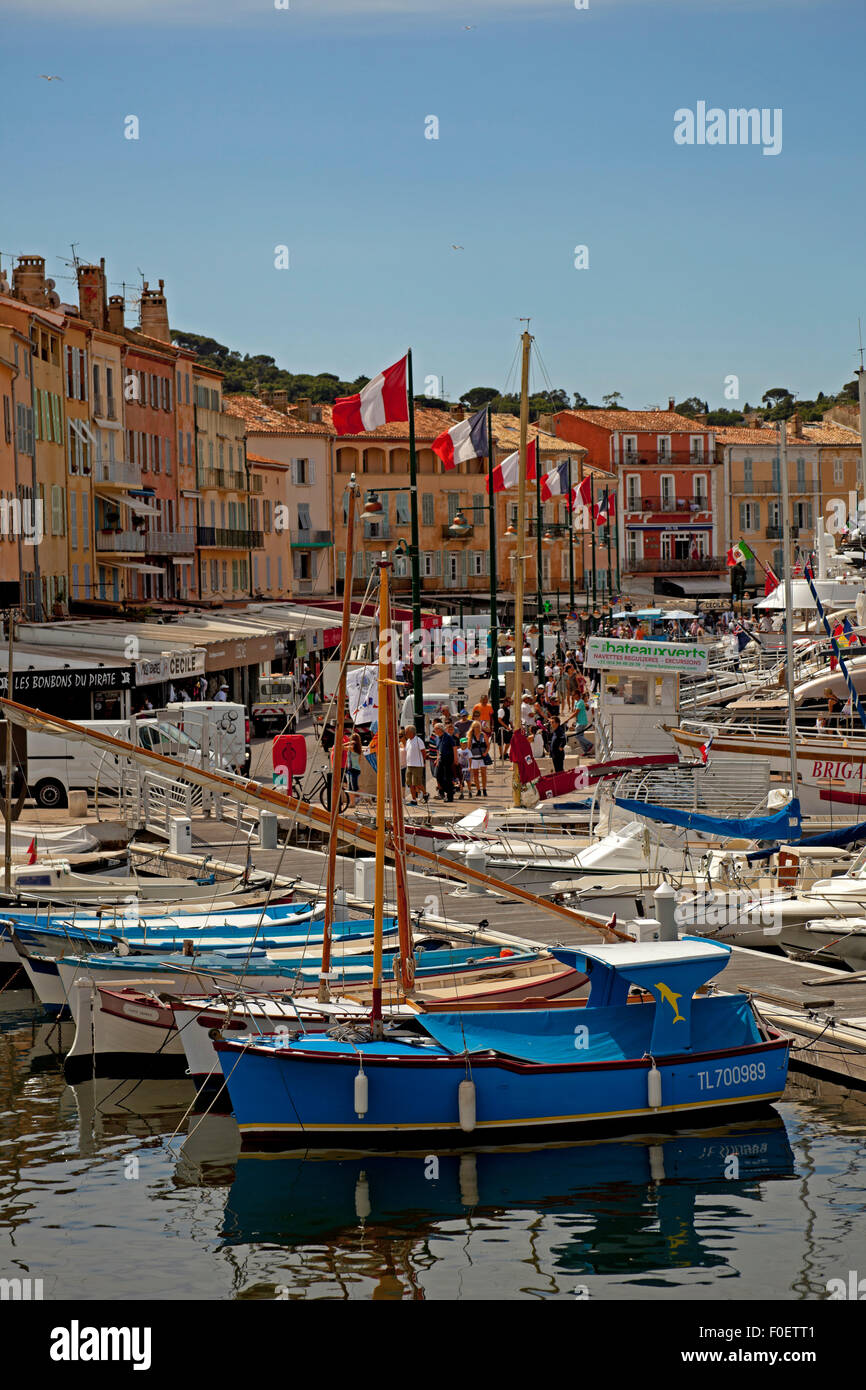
511 328 532 808
370 554 392 1039
778 417 799 803
319 474 359 1002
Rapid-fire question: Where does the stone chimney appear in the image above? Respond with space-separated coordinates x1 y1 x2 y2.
744 412 762 428
791 410 803 438
450 405 466 421
107 295 125 334
77 260 108 328
139 279 170 342
292 395 311 420
668 396 676 411
13 255 49 307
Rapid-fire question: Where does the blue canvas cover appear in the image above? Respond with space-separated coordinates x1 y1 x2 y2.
614 797 802 842
419 995 760 1063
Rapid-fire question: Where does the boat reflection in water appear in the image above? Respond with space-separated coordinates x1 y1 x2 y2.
217 1115 795 1285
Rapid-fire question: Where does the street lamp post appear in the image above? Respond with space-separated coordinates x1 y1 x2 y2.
487 406 500 721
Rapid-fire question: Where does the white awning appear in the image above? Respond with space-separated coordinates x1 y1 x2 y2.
94 489 160 516
171 557 195 566
99 560 166 576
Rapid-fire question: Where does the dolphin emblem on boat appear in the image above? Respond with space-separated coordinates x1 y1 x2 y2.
655 982 685 1023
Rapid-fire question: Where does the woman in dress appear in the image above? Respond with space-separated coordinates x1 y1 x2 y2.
468 719 490 798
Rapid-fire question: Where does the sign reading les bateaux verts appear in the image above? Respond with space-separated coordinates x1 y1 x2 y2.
585 636 709 676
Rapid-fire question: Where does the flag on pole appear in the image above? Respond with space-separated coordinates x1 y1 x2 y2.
764 564 780 596
487 436 538 494
540 460 569 502
432 407 488 470
843 618 860 646
593 489 610 525
699 734 714 766
726 540 755 567
332 355 408 435
26 837 36 865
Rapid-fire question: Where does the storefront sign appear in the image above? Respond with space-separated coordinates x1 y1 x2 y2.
0 666 132 696
204 635 276 671
135 650 206 686
585 636 709 675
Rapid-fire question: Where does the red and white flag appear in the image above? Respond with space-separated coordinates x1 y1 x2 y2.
332 355 408 436
487 437 538 494
26 837 36 865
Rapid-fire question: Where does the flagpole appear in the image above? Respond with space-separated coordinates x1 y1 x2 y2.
535 431 545 689
779 416 799 803
406 349 424 738
590 476 597 620
567 457 575 612
512 328 531 808
486 406 500 733
605 494 613 611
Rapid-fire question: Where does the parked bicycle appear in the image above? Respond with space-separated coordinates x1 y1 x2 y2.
290 767 349 813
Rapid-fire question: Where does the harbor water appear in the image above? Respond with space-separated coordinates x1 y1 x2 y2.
1 996 864 1301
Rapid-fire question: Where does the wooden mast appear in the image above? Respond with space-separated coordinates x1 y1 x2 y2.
512 328 532 808
319 474 359 1002
370 554 391 1038
383 576 414 993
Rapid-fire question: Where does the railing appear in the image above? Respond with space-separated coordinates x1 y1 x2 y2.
196 527 264 549
765 525 799 539
362 520 391 540
290 529 332 546
625 555 726 573
249 475 263 493
625 496 707 513
621 449 709 467
145 529 196 554
96 530 146 553
93 457 142 488
196 467 247 491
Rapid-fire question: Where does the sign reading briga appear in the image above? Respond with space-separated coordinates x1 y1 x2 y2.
585 636 709 675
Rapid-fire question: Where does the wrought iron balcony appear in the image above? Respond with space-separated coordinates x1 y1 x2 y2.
93 457 142 488
96 530 146 553
146 529 196 554
196 467 248 492
625 555 726 574
196 526 264 549
290 529 333 547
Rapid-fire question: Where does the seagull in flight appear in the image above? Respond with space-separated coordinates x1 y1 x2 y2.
39 74 63 81
463 25 476 30
451 244 464 250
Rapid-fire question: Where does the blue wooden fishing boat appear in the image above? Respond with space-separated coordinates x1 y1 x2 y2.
215 936 790 1148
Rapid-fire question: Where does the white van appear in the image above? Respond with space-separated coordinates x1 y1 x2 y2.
165 701 249 773
25 716 211 809
399 692 459 730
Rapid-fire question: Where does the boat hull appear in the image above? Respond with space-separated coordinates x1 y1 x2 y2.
216 1033 789 1149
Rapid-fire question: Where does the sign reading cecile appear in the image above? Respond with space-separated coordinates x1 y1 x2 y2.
585 637 709 676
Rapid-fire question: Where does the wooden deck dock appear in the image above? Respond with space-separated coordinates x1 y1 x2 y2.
129 818 866 1091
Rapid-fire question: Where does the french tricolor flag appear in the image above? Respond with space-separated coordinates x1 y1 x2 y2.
487 436 538 494
432 408 488 470
332 355 408 436
540 460 569 502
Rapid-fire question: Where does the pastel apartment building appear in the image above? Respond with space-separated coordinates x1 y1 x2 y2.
549 404 725 599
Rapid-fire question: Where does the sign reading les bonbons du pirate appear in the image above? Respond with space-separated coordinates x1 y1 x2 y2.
0 667 132 696
585 636 709 676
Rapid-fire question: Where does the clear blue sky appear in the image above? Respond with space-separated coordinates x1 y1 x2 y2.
2 0 863 410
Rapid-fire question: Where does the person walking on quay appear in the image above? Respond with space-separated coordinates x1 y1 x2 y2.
574 694 593 755
496 697 514 760
346 732 362 808
548 714 567 774
468 718 490 798
404 725 427 807
435 718 457 803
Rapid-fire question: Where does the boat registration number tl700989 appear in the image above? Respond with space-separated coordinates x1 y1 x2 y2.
698 1062 767 1090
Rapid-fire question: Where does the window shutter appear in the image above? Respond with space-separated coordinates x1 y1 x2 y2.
739 503 747 530
290 459 297 485
308 459 315 486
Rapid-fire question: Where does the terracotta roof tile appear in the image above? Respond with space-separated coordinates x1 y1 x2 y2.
715 422 862 447
558 408 713 434
224 394 332 436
